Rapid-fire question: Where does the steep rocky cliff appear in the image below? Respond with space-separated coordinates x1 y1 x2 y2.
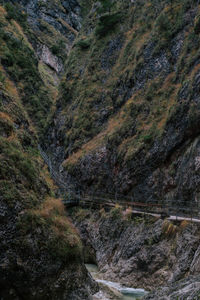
44 0 200 207
0 2 97 299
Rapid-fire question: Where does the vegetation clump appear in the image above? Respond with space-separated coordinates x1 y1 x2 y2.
95 13 121 37
19 198 83 262
0 25 52 132
110 204 123 219
51 39 66 56
162 220 178 239
4 2 27 28
98 0 115 15
76 38 91 50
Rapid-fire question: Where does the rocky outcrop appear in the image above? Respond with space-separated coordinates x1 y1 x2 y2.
71 209 200 293
37 44 63 73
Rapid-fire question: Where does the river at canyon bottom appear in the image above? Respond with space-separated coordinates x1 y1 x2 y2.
85 264 148 300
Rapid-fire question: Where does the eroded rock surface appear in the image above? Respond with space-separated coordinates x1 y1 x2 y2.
71 209 200 294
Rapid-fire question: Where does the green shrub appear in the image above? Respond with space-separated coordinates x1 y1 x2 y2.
5 3 16 20
142 134 153 144
194 16 200 34
76 39 91 50
0 70 5 84
0 180 38 209
110 204 123 219
51 44 60 55
0 30 52 132
0 118 13 136
51 40 65 56
133 216 144 225
98 0 115 15
156 13 170 33
0 137 39 188
95 13 121 37
38 0 48 8
4 3 27 28
18 198 83 262
1 51 14 67
155 9 184 47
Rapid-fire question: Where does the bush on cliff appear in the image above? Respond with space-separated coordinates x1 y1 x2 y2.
95 13 121 37
76 38 91 50
110 204 123 219
98 0 115 15
4 2 27 28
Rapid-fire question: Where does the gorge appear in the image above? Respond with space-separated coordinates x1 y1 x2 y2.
0 0 200 299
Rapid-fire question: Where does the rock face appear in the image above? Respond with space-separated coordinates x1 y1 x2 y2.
71 209 200 294
43 0 200 210
37 44 63 73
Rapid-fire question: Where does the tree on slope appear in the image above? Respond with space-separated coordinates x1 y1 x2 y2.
98 0 115 14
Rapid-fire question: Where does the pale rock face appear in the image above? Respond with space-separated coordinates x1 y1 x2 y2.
195 156 200 171
190 244 200 274
38 44 63 73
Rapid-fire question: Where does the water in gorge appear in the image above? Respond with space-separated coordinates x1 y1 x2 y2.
85 264 148 300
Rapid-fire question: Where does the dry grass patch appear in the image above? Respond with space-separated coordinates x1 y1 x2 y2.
179 220 190 231
162 220 178 238
28 197 82 261
33 197 65 219
0 111 13 123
